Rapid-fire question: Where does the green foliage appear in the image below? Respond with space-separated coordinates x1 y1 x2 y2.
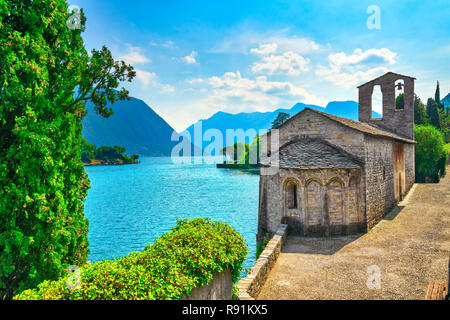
435 81 441 106
438 108 450 143
81 140 139 164
395 93 405 110
414 94 429 125
221 135 261 167
0 0 135 299
414 125 448 182
426 98 441 129
271 112 290 129
13 218 249 300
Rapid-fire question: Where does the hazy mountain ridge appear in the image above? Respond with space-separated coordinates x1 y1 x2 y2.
182 101 381 149
82 97 382 157
442 93 450 107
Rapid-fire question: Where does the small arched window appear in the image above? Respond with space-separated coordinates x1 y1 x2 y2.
286 181 298 209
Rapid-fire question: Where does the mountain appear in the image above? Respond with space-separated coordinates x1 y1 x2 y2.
442 93 450 107
182 101 381 150
82 97 178 156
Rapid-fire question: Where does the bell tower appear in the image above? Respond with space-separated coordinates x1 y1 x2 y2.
358 72 415 139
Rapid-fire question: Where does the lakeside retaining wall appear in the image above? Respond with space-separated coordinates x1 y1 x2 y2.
237 224 288 300
183 268 233 300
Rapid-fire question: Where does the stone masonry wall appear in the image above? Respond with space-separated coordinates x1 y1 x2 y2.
404 143 415 192
258 167 366 239
363 135 396 229
358 73 415 140
238 224 288 300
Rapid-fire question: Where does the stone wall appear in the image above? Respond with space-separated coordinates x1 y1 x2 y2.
258 167 366 239
183 268 233 300
404 143 415 192
237 224 288 300
358 72 415 140
363 135 396 229
261 109 366 161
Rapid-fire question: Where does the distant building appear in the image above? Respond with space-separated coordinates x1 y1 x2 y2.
258 72 416 239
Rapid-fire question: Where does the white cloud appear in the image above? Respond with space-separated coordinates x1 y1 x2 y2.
119 46 150 65
250 43 278 55
211 29 322 55
135 69 156 86
328 48 397 69
182 51 198 64
149 40 177 48
315 48 397 88
192 71 326 115
186 78 204 84
252 51 310 76
135 69 174 94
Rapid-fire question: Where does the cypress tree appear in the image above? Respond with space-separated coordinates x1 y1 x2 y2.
426 98 441 129
435 81 441 105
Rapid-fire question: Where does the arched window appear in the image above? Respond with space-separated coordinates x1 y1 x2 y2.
372 85 383 118
286 181 298 209
395 79 405 110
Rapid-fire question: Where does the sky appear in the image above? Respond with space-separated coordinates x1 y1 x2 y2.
71 0 450 132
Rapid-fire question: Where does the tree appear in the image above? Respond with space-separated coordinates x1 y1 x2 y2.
414 94 429 125
414 125 447 182
395 93 405 110
0 0 135 299
248 134 261 165
435 81 441 108
426 98 441 129
81 139 97 163
271 112 290 129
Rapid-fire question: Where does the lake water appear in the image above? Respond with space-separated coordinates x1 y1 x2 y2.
84 157 259 272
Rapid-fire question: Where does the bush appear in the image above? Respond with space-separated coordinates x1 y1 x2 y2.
13 218 248 300
414 125 448 182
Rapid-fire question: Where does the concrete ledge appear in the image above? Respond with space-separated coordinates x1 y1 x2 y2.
237 224 288 300
183 268 232 300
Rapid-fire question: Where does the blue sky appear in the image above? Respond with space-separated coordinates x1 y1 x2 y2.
71 0 450 131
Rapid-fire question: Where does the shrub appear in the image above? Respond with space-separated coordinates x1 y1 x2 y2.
414 125 448 182
13 218 248 300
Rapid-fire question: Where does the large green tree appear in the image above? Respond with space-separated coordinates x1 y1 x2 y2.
0 0 135 299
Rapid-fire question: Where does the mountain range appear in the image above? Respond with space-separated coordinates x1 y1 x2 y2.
82 97 179 156
442 93 450 107
182 101 381 150
82 97 382 156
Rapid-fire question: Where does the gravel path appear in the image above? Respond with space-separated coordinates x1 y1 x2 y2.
257 170 450 300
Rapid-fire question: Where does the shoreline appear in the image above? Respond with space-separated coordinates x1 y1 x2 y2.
83 159 139 166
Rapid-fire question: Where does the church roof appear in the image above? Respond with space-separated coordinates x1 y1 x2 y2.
278 107 415 144
262 139 363 170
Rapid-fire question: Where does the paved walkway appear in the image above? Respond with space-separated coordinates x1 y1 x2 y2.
258 170 450 300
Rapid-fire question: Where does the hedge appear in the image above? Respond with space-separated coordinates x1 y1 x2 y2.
13 218 248 300
414 125 448 182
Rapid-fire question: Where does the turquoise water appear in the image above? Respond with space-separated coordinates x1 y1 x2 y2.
84 157 259 271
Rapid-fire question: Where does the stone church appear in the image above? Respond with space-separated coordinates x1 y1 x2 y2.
257 72 416 239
